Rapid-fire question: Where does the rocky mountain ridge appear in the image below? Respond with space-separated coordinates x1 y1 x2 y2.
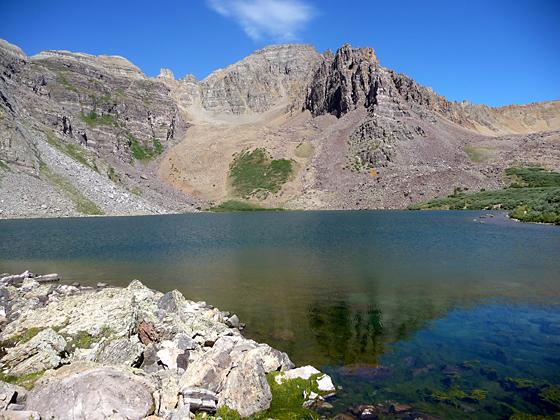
0 38 558 217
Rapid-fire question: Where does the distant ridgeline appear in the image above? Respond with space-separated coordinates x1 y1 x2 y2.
410 167 560 225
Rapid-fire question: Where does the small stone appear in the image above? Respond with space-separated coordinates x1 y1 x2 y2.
96 282 108 288
225 314 240 328
137 320 159 345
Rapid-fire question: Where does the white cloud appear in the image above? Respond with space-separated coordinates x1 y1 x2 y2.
207 0 315 41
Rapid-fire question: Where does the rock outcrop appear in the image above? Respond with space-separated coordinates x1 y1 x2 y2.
0 271 336 418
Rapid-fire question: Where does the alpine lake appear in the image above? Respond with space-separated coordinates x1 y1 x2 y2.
1 210 559 419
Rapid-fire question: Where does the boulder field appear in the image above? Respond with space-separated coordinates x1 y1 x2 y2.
0 271 335 419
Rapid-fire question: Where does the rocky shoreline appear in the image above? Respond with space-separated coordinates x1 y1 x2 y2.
0 271 335 419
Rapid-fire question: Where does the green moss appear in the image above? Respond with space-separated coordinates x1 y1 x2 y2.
229 148 294 198
65 327 114 351
65 330 97 350
1 327 43 348
0 370 45 390
249 373 320 419
40 163 104 215
409 167 560 225
464 146 492 163
210 200 283 212
80 111 117 127
127 133 163 161
215 406 241 419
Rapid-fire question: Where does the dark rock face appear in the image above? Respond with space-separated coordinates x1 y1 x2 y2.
305 44 380 117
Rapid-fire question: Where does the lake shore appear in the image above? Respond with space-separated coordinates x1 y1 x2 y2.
0 270 336 419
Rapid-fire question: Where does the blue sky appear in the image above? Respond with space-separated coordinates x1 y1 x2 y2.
1 0 559 106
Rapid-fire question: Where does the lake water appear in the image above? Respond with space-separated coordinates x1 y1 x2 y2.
1 210 559 418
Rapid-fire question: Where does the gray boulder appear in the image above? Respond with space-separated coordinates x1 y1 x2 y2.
94 337 144 367
0 381 26 410
1 328 66 375
218 352 272 417
26 362 154 420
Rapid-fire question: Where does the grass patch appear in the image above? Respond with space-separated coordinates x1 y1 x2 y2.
46 131 97 171
57 73 78 93
464 145 492 163
0 159 9 172
40 163 104 215
107 166 121 183
129 186 143 197
210 200 283 212
0 370 45 390
65 326 114 352
127 133 163 161
295 141 314 158
80 111 118 127
229 148 294 198
249 373 320 419
410 166 560 225
0 327 43 348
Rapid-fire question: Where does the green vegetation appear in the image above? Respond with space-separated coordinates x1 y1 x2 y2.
57 73 78 93
0 159 9 172
40 163 104 215
65 326 114 351
46 131 98 171
80 111 118 127
127 133 163 161
0 327 43 348
229 148 294 198
294 141 314 159
431 387 487 403
0 370 45 390
464 145 493 163
214 406 241 419
107 166 121 183
250 373 321 419
210 200 283 212
540 385 560 409
410 166 560 225
65 330 96 350
129 186 143 197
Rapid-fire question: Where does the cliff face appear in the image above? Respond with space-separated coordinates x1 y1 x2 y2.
0 39 197 217
1 38 559 217
200 44 321 114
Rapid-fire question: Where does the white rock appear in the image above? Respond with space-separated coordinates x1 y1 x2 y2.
275 365 321 384
317 374 336 394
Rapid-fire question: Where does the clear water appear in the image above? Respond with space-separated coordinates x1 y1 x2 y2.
1 210 559 418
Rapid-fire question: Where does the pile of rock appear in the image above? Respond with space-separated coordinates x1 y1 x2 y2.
0 271 336 419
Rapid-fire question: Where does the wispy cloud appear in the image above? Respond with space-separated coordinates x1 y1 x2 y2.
207 0 315 41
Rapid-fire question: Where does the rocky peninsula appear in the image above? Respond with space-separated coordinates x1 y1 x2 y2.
0 271 335 419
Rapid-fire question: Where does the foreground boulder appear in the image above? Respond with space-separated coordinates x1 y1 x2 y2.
26 362 154 420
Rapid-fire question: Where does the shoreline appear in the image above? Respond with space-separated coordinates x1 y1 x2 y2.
0 271 336 419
